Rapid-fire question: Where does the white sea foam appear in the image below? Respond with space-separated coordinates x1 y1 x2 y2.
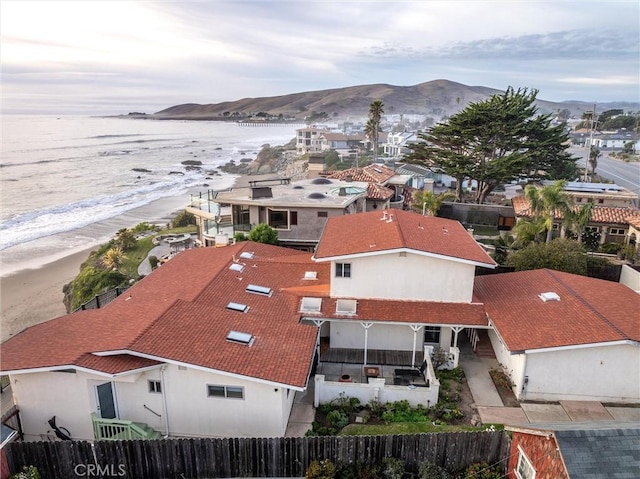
0 115 296 273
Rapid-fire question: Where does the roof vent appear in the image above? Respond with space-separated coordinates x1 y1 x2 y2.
311 178 332 185
226 330 254 346
304 271 318 280
308 192 326 199
539 292 561 302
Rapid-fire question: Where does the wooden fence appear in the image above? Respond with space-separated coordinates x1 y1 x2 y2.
5 431 510 478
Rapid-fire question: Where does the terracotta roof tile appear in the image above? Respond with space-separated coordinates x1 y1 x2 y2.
0 242 319 388
327 164 396 184
304 298 488 326
367 183 394 200
314 209 496 267
474 269 640 351
512 196 640 225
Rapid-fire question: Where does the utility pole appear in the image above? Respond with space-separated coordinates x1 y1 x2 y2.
584 104 597 182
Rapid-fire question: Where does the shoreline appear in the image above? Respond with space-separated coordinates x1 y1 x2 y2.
0 172 286 343
0 185 211 342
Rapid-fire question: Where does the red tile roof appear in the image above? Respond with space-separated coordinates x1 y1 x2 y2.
0 242 319 388
305 298 488 326
314 209 496 267
328 164 396 184
512 196 640 225
474 269 640 351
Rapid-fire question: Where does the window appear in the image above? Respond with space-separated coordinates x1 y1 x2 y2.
246 284 272 296
148 380 162 394
576 197 582 203
610 228 626 235
424 326 441 344
290 211 298 226
268 209 289 229
335 263 351 278
585 226 599 233
598 199 604 204
515 448 536 479
226 302 249 313
207 385 244 399
317 211 328 218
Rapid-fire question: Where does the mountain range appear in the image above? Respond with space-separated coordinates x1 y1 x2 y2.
148 79 638 121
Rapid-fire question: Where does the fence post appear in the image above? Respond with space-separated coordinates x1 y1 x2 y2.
95 295 100 309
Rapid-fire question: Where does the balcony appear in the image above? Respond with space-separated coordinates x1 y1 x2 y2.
91 413 161 441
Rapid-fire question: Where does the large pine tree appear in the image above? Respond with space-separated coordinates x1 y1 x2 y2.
404 87 577 203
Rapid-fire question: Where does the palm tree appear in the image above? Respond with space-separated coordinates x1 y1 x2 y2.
524 180 574 243
412 190 455 216
367 100 384 163
512 217 547 247
567 201 594 242
102 246 127 271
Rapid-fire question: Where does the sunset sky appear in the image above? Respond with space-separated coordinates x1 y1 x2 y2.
1 0 638 115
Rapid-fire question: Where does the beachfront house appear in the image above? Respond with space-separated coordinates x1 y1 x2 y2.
0 242 320 441
2 208 638 442
187 177 368 250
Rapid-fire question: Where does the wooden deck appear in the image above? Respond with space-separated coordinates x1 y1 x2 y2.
320 348 423 366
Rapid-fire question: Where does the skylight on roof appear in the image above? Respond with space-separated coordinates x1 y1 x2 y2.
336 299 357 314
226 330 254 345
539 292 560 302
300 297 322 313
240 252 254 259
246 284 272 296
229 263 245 272
226 302 249 312
304 271 317 280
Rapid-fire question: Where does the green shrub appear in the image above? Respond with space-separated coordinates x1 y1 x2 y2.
172 210 196 228
382 457 405 479
305 459 336 479
599 242 622 254
418 461 450 479
148 256 159 270
464 462 502 478
233 232 248 242
326 410 349 430
11 466 40 479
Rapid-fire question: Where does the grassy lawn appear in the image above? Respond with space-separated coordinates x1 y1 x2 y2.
120 225 197 277
470 225 499 236
339 422 483 436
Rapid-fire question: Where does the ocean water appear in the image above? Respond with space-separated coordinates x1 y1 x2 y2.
0 115 297 277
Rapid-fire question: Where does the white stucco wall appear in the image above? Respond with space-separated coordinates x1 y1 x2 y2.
161 365 287 438
487 329 527 397
330 322 418 351
11 363 300 441
521 343 640 403
10 371 95 441
619 264 640 293
330 252 475 302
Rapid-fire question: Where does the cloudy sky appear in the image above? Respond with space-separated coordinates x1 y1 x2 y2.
1 0 638 115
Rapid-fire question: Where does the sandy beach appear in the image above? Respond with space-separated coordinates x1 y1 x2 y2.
0 186 206 343
0 172 287 344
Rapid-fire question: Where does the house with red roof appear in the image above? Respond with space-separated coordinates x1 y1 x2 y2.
0 242 321 441
2 207 638 442
475 269 640 403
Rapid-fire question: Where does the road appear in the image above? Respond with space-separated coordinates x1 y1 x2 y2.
569 146 640 196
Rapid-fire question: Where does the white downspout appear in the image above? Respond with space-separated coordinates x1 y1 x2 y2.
160 365 170 437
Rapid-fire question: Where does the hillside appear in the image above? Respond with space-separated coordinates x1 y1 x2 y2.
147 79 639 121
